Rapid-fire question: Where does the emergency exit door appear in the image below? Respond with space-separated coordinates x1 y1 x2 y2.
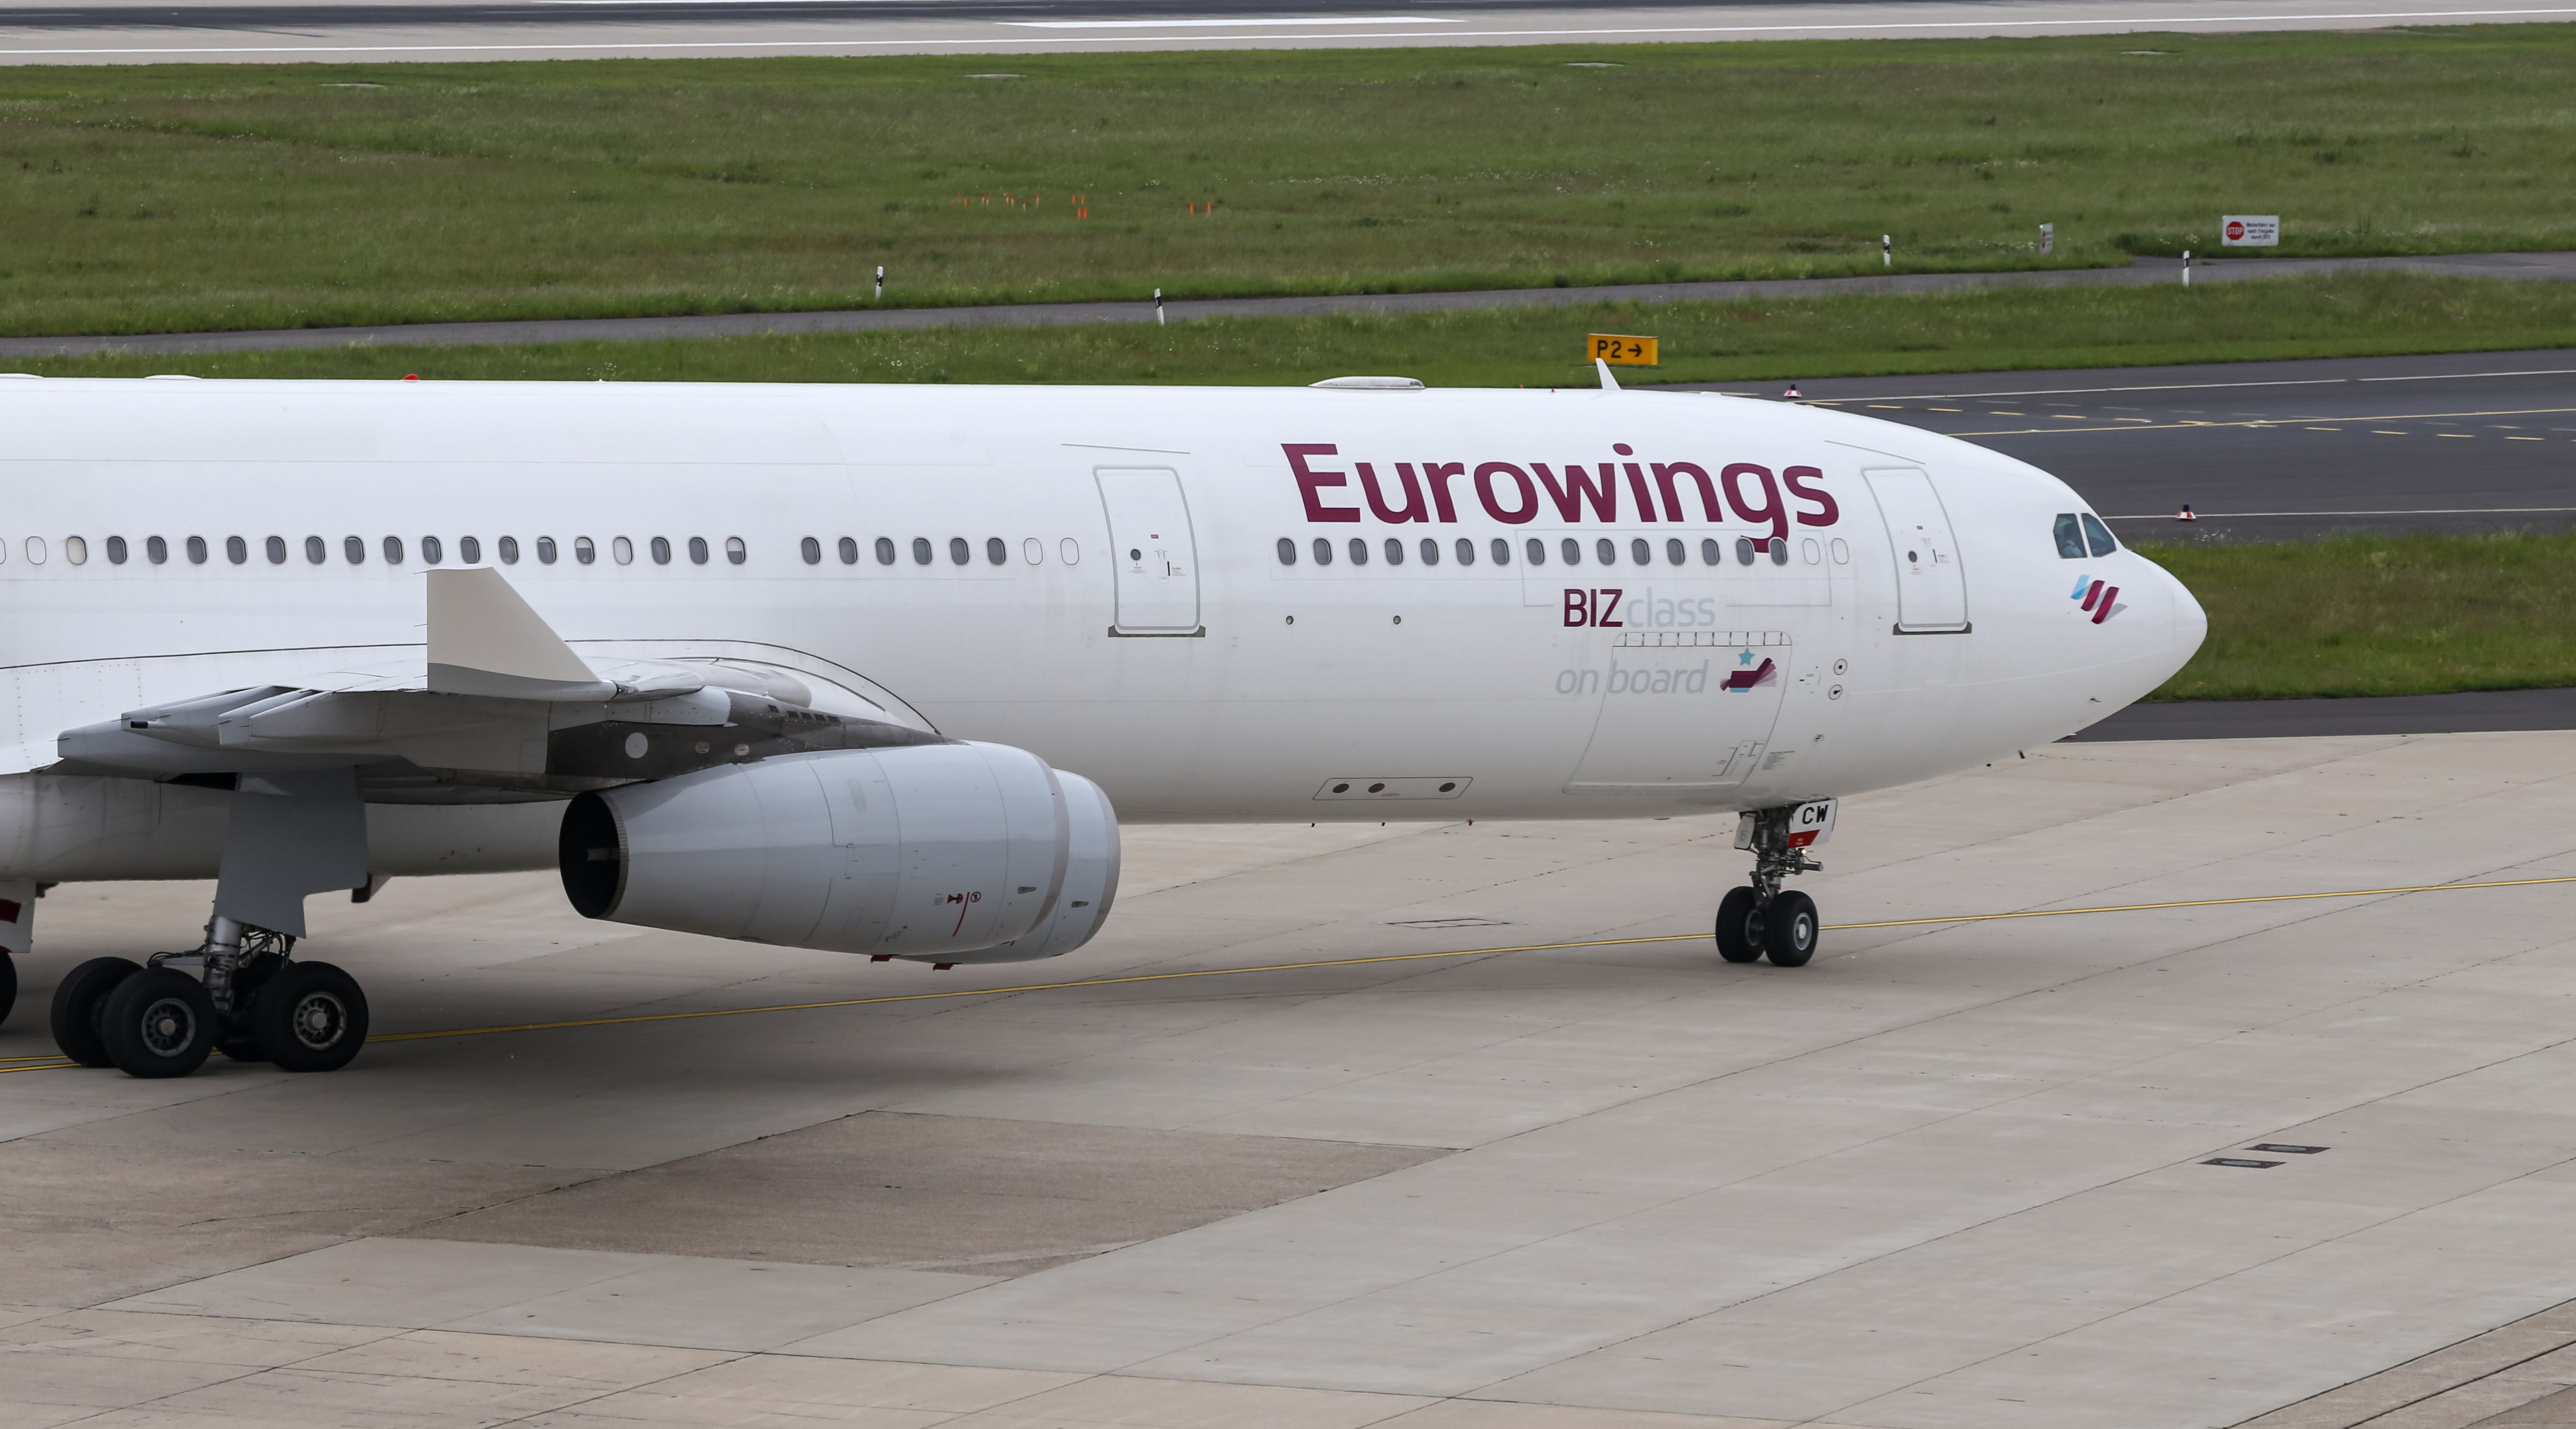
1865 468 1970 633
1095 467 1202 635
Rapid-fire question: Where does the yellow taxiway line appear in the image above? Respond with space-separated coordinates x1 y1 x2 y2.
7 873 2572 1073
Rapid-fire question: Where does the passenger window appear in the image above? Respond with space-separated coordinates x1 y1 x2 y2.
1630 538 1650 566
1701 537 1721 565
1311 537 1333 566
26 536 46 564
1831 537 1851 564
187 536 208 565
1736 537 1755 565
1454 538 1474 566
612 537 633 565
383 536 404 565
460 536 481 564
687 536 707 565
107 536 128 565
1348 537 1369 566
1803 538 1821 564
1384 537 1404 566
801 537 822 565
1023 537 1042 565
1598 538 1618 565
344 536 366 565
975 537 997 566
2082 513 2118 557
651 537 671 565
1489 538 1509 566
422 536 444 565
840 537 860 565
66 536 87 565
1771 539 1790 566
1665 538 1684 566
574 537 595 565
1558 538 1578 565
949 537 970 565
226 536 248 565
1524 538 1544 566
1277 538 1296 565
905 537 928 565
147 536 168 565
304 536 325 565
263 536 286 565
538 537 558 565
727 536 745 565
499 536 519 564
1060 538 1080 565
2053 513 2086 559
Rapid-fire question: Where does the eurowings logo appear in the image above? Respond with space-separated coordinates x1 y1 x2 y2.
1722 649 1779 692
2070 575 2124 624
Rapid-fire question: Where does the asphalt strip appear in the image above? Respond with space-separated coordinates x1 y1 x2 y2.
2074 685 2576 740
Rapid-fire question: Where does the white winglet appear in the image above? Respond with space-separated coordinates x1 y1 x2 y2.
1595 358 1621 392
425 568 614 700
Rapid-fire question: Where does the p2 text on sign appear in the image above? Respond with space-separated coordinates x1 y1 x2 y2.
2221 215 2279 247
1588 334 1659 367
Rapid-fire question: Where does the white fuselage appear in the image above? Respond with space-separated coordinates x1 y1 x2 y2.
0 376 2204 885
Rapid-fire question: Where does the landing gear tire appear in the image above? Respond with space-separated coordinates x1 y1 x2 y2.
100 968 217 1078
250 961 368 1073
1714 887 1764 963
1764 890 1819 968
50 956 142 1067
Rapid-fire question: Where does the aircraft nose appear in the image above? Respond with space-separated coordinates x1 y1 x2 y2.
2158 558 2208 674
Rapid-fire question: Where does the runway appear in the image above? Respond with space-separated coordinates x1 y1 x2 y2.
1697 347 2576 541
9 731 2576 1427
6 0 2576 65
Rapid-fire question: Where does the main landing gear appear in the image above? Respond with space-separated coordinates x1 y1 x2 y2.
1714 804 1825 968
50 917 369 1078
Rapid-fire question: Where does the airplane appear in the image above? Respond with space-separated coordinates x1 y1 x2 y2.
0 366 2204 1078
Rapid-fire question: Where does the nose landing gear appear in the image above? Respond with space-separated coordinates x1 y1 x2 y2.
48 918 369 1078
1714 804 1827 968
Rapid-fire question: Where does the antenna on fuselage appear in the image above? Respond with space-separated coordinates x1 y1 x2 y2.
1594 358 1621 393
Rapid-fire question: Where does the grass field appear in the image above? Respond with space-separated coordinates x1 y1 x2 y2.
2142 533 2576 701
19 274 2576 388
5 27 2576 335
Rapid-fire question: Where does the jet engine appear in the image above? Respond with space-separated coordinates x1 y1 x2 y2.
558 743 1118 964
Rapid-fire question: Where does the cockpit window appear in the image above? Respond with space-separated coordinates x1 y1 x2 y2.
2081 512 2118 557
2052 513 2085 559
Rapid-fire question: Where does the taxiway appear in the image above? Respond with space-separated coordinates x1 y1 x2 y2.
6 0 2576 64
8 730 2576 1427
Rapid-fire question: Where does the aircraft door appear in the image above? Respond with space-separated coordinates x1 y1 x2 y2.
1094 467 1202 635
1565 630 1790 792
1865 467 1969 633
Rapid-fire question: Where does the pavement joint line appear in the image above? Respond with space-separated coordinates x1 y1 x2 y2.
7 873 2567 1076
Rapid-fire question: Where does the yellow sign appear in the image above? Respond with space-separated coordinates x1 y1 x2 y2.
1588 333 1659 366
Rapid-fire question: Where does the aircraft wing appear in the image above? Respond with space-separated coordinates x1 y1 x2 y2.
51 569 942 800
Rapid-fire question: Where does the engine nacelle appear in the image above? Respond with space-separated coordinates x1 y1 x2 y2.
559 743 1119 964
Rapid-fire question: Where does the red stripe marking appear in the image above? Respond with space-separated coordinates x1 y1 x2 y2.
2081 580 2105 611
2092 586 2119 624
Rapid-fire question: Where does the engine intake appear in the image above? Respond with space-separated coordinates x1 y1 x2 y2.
559 743 1118 964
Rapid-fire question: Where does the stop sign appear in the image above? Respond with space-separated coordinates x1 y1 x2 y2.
2226 220 2246 241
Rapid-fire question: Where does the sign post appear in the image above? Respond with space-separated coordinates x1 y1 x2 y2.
2221 215 2280 247
1587 334 1659 367
2039 223 2053 255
